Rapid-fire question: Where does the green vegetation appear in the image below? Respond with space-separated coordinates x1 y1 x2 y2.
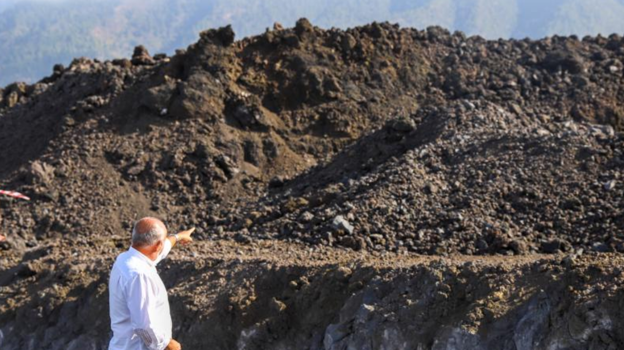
1 0 624 86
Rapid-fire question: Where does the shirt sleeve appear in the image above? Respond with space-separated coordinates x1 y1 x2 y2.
126 273 170 350
155 238 172 265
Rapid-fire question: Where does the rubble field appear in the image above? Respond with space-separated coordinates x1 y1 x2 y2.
1 19 623 349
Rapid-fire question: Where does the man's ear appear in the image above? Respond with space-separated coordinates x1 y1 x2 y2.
153 239 163 253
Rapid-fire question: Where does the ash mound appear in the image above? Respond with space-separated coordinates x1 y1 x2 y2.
0 19 623 255
241 101 622 255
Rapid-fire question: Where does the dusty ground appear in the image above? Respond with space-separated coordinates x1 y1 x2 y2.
2 240 624 349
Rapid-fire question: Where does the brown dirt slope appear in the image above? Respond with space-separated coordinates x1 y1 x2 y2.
0 20 623 255
0 19 624 350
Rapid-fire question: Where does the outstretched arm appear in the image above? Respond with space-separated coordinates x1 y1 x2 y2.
155 228 195 265
167 227 195 248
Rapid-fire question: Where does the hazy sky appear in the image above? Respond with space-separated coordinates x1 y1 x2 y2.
2 0 624 86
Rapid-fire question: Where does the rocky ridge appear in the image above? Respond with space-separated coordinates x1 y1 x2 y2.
2 21 622 254
1 19 624 350
232 101 623 255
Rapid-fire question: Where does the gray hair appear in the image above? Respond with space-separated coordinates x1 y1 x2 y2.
131 223 165 247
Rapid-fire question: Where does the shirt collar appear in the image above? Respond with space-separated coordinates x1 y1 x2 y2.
128 246 157 268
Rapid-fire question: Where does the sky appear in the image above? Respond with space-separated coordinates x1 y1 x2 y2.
1 0 624 86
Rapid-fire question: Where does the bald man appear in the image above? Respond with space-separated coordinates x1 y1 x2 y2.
109 217 194 350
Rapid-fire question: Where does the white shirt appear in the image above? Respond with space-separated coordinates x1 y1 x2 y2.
109 240 173 350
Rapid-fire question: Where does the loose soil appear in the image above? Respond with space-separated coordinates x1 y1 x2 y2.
1 19 624 349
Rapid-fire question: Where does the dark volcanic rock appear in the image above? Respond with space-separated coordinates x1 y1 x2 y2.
2 19 624 350
131 45 155 66
0 19 623 256
540 50 586 74
199 25 235 47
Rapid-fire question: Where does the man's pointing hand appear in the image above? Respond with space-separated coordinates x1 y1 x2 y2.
166 339 182 350
176 227 195 245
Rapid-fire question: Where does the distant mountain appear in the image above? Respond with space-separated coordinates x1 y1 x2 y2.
2 0 624 86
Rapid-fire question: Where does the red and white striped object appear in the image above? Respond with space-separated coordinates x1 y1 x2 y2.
0 190 30 201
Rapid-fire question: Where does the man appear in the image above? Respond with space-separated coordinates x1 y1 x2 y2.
109 217 195 350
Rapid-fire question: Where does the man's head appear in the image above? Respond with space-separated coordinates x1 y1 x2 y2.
131 217 168 259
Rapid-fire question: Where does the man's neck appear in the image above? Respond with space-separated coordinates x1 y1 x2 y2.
132 245 158 261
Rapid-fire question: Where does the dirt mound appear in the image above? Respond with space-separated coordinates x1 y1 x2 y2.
1 19 624 349
228 101 623 255
1 20 623 255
